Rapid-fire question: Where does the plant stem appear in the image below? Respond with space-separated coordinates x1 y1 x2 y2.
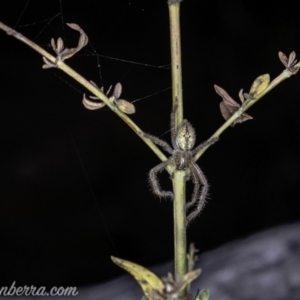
172 170 187 285
193 66 300 162
0 21 168 165
169 2 183 120
168 0 187 291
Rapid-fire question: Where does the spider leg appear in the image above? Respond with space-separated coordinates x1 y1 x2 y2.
191 136 219 156
149 160 174 200
185 166 200 210
143 132 173 155
186 162 209 225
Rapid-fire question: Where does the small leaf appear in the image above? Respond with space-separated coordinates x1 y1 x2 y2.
82 94 106 110
279 51 298 73
42 57 56 69
278 51 289 67
50 38 56 50
214 84 253 126
238 89 245 103
106 85 113 95
111 256 164 299
214 85 240 110
219 102 233 122
113 83 122 99
249 74 270 97
195 289 210 300
243 93 253 100
177 269 201 294
66 23 88 48
57 37 64 54
55 23 89 61
233 111 253 125
288 51 296 67
115 99 136 114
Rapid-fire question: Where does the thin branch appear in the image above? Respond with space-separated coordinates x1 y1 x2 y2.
0 20 168 164
193 64 300 162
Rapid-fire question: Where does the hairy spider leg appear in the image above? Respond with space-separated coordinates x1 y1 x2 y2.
185 163 201 210
191 136 219 156
149 160 174 199
186 162 209 224
143 133 173 155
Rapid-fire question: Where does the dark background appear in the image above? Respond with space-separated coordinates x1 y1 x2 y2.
1 0 300 289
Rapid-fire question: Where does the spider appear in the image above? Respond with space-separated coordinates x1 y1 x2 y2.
143 105 218 225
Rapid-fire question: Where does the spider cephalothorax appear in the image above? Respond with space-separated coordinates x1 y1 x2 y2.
143 106 218 225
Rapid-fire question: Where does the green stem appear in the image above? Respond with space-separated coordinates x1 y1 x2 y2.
172 170 187 284
0 21 168 164
168 0 187 290
169 2 183 119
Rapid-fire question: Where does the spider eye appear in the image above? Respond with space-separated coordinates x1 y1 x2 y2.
176 120 196 150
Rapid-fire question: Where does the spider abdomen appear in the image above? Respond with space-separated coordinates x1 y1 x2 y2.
176 120 196 151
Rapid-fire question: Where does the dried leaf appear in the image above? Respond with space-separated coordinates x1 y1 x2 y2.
288 51 296 66
177 269 202 294
219 102 233 122
115 99 136 114
232 111 253 125
83 82 135 114
214 85 240 109
50 38 56 51
82 94 105 110
111 256 164 299
66 23 81 31
278 51 289 67
66 23 89 47
42 57 56 69
249 74 270 97
214 84 253 126
89 80 98 88
57 37 64 54
243 93 253 100
279 51 298 72
238 89 245 103
51 23 89 61
113 83 122 99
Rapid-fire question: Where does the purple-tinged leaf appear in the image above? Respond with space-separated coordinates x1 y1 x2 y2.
214 84 252 126
113 83 122 100
82 94 106 110
279 51 298 73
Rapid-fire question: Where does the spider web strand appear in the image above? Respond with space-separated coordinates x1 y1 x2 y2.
14 13 61 29
79 53 170 69
67 128 119 256
59 0 66 41
85 43 104 88
34 12 62 40
14 0 30 26
132 86 171 103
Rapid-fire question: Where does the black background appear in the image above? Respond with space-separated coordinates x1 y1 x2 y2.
1 0 300 289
